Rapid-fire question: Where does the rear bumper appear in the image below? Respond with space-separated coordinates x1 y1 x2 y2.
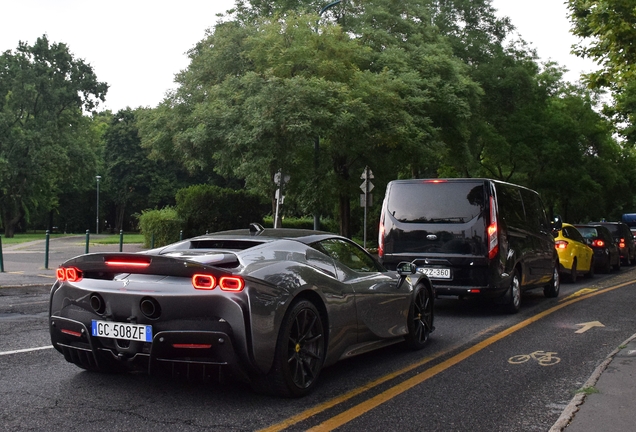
50 315 250 381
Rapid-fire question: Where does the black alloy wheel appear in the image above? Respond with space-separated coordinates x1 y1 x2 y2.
254 299 325 397
405 285 434 350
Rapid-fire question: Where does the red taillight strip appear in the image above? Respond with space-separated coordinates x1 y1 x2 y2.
61 329 82 338
219 276 245 292
105 260 151 268
172 344 212 349
555 240 568 250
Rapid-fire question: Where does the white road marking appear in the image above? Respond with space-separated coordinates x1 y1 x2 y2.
0 346 53 356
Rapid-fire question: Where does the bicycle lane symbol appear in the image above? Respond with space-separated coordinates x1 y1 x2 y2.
508 350 561 366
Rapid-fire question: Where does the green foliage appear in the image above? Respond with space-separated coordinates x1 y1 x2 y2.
567 0 636 143
136 207 182 248
175 184 268 237
0 35 107 237
262 215 338 232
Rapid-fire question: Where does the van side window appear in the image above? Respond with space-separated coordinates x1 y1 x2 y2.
496 184 525 229
520 189 548 231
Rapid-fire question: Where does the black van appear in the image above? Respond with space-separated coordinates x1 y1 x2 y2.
378 178 561 313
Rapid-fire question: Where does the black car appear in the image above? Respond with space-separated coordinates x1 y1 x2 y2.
591 221 636 266
378 178 561 313
574 224 621 273
49 227 434 397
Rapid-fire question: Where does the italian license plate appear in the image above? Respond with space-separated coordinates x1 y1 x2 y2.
417 267 452 279
92 320 153 342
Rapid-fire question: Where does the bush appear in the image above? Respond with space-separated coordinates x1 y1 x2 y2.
176 185 268 237
136 207 182 248
262 216 339 233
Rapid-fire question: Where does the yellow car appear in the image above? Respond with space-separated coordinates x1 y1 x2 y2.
554 223 594 282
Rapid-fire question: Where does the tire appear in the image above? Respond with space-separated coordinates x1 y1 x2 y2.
503 270 521 313
569 259 578 283
585 258 595 278
404 284 434 350
601 252 611 274
251 299 325 398
544 263 561 298
613 253 621 271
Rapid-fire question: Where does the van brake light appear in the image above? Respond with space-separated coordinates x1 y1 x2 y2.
487 196 498 260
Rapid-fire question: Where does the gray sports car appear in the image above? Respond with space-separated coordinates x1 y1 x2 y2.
49 225 434 397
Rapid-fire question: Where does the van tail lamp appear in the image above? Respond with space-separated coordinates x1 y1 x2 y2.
592 239 605 247
487 196 499 260
219 276 245 292
423 179 447 183
619 238 626 248
555 240 569 250
378 217 385 258
56 267 83 282
192 274 216 290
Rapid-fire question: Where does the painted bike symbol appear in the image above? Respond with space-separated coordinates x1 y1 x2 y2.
508 350 560 366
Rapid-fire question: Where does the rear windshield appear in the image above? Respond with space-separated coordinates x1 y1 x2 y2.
600 224 619 235
576 227 599 238
387 181 485 224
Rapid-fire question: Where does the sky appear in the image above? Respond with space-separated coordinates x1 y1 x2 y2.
1 0 597 113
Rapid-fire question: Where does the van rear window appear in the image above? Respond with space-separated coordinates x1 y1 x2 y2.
387 182 485 223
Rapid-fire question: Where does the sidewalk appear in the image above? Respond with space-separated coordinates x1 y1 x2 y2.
1 237 635 430
0 236 146 288
551 333 636 432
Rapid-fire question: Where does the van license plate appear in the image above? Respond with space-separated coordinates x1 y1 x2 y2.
417 267 451 279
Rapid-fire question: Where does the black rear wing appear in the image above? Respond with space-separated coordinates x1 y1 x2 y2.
59 253 235 279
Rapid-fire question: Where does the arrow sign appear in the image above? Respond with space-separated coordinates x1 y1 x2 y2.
575 321 605 334
361 167 374 180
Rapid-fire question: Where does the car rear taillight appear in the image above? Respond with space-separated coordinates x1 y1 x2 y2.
191 274 244 291
219 276 244 292
423 179 447 183
592 239 605 247
619 238 626 248
192 274 216 289
56 266 83 282
555 240 568 249
487 196 499 260
378 216 385 258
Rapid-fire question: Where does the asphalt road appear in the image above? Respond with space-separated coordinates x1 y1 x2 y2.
1 262 635 431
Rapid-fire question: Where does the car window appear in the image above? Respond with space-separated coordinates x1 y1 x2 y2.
576 227 598 239
520 189 549 231
496 184 526 229
313 239 381 273
564 227 585 243
386 181 485 223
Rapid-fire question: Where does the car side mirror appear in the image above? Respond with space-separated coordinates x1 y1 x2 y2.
396 261 416 276
551 215 563 232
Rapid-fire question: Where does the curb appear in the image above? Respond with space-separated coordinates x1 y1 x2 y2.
549 332 636 431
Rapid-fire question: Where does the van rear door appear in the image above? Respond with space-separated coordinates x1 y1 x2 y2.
381 180 489 286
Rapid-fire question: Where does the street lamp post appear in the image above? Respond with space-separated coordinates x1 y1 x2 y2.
314 0 343 231
96 175 101 234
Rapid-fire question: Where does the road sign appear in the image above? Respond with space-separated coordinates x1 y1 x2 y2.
360 168 374 180
360 193 373 207
360 180 375 193
274 171 290 186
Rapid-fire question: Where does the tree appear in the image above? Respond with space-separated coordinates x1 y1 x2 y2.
567 0 636 143
0 35 107 236
140 2 480 237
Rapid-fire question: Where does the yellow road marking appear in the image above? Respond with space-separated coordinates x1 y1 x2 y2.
263 279 636 432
